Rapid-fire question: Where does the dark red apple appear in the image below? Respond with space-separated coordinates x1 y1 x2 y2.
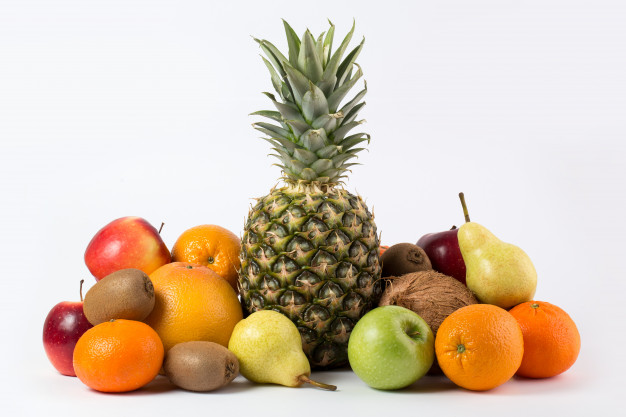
43 280 93 376
416 227 466 284
84 216 171 281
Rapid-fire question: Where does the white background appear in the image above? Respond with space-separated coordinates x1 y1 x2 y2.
1 0 624 415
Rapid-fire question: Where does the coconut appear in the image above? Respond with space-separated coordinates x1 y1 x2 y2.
380 243 432 278
379 270 477 335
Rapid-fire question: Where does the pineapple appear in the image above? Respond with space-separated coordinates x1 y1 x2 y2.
240 20 381 369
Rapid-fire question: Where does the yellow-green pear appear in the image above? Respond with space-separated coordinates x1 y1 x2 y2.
228 310 336 390
457 193 537 309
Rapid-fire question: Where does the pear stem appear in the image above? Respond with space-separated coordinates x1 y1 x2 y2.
79 279 84 302
459 192 471 223
297 375 337 391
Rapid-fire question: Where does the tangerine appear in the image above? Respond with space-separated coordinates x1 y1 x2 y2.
73 319 164 392
144 262 243 353
509 301 580 378
435 304 524 391
171 224 241 290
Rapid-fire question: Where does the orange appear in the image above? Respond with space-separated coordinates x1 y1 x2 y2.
144 262 243 353
509 301 580 378
73 319 164 393
171 224 241 290
435 304 524 391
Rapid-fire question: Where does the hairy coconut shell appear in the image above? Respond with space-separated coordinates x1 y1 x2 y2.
379 270 477 335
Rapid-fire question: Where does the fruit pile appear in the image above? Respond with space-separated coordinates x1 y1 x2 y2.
43 21 580 394
43 218 247 392
361 193 580 390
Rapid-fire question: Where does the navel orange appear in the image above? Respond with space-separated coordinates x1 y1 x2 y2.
73 319 164 393
509 301 580 378
144 262 243 353
435 304 524 391
171 225 241 290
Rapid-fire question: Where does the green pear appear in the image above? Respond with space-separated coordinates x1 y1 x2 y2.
457 193 537 309
227 310 336 390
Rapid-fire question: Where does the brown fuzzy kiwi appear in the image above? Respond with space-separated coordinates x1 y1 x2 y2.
83 268 155 325
164 341 239 392
380 243 432 278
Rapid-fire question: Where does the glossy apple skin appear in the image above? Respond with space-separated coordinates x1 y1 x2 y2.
84 216 171 281
348 305 435 390
43 301 93 376
417 228 467 284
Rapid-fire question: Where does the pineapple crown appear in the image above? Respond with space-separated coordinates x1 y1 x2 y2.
252 20 368 186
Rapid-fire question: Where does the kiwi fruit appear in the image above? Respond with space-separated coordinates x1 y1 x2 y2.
164 341 239 392
380 243 432 278
83 268 155 325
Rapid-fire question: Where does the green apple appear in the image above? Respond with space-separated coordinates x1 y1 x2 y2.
347 305 434 390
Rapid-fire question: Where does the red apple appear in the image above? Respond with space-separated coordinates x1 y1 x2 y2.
84 216 171 281
416 227 467 284
43 280 93 376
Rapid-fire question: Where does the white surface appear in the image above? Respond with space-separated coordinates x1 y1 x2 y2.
1 0 624 415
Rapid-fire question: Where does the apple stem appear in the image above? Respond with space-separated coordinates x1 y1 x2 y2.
406 330 421 338
459 192 471 223
158 222 165 234
298 375 337 391
79 279 84 302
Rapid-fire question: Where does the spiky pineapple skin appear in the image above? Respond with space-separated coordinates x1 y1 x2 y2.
240 184 382 368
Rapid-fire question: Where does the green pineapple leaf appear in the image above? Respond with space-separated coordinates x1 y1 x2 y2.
342 102 366 125
312 112 343 131
253 122 294 141
282 19 301 66
254 38 288 76
262 92 303 121
300 128 328 152
316 32 326 66
310 159 334 174
284 158 308 175
284 63 311 107
250 110 283 123
298 168 319 181
341 133 370 151
285 119 310 137
336 38 364 88
320 20 355 90
331 151 359 166
262 136 296 153
331 120 364 143
315 144 341 159
302 82 330 122
293 148 319 165
339 84 367 115
298 30 324 83
271 147 293 162
260 57 284 99
323 20 335 67
327 64 363 112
